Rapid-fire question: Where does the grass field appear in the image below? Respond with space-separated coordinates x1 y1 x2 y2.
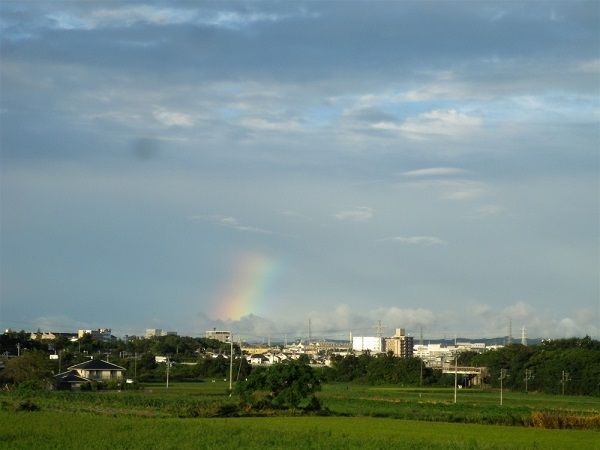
2 411 599 450
1 382 599 449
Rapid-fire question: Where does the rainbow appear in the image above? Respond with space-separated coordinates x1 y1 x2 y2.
211 253 280 320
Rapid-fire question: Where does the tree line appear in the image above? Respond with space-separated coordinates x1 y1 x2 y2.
459 336 600 396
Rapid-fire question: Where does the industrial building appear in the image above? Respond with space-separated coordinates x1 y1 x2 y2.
352 336 384 353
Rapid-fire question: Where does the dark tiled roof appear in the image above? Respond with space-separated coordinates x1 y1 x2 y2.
67 359 125 371
54 370 90 383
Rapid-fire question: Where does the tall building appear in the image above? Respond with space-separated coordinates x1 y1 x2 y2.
385 328 414 358
205 329 231 343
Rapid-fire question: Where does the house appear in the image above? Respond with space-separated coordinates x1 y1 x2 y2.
249 354 269 365
67 359 126 381
54 370 91 391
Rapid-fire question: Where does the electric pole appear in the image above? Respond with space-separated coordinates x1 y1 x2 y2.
166 356 170 389
454 354 458 404
499 369 507 405
561 370 570 396
229 333 234 394
524 369 534 393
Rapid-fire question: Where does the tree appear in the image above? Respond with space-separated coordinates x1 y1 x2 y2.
236 360 321 410
0 351 54 389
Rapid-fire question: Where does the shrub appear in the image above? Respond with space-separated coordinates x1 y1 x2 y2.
531 411 600 429
14 399 40 412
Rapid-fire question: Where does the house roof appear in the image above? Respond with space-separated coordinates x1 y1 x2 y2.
67 359 126 371
54 370 91 383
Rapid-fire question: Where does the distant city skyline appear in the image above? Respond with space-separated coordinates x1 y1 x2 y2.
1 2 598 339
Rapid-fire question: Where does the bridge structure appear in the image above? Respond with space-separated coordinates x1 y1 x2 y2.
441 365 488 386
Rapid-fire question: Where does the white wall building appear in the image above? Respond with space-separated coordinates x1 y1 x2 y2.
352 336 384 353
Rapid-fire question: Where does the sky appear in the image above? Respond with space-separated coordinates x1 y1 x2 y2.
0 1 598 342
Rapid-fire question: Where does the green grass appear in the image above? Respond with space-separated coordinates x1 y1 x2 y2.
318 384 600 426
1 383 598 448
1 411 598 449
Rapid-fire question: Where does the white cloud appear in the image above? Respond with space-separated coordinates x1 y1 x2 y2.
383 236 446 246
440 181 487 201
369 307 435 329
503 302 534 320
476 204 506 216
191 214 272 234
402 167 466 177
334 206 374 222
46 6 305 31
375 109 482 140
576 59 600 74
153 108 194 127
240 117 301 132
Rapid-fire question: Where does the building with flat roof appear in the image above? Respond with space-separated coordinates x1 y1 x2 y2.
78 328 114 342
385 328 414 358
145 329 177 338
205 329 231 343
352 336 384 353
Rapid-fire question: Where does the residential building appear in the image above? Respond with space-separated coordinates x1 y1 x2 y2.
54 370 91 391
145 329 177 338
385 328 414 358
77 328 114 342
67 359 125 381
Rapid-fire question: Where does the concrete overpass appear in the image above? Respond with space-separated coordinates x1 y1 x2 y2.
441 365 488 386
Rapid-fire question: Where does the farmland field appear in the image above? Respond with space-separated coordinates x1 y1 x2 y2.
1 382 599 449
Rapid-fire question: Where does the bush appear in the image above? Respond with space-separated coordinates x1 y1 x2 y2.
14 399 40 412
531 411 600 429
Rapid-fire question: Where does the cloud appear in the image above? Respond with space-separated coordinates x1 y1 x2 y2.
476 204 506 217
153 108 194 127
191 214 273 234
440 181 487 201
382 236 446 246
402 167 466 177
45 6 297 31
373 109 482 140
503 302 534 320
368 307 435 329
334 206 374 222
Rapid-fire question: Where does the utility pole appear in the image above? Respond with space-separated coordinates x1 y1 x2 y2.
453 354 458 404
420 358 423 387
166 356 170 389
308 318 312 345
229 333 234 394
524 369 534 393
134 352 137 380
561 370 570 396
521 326 527 346
16 343 20 357
499 369 507 405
